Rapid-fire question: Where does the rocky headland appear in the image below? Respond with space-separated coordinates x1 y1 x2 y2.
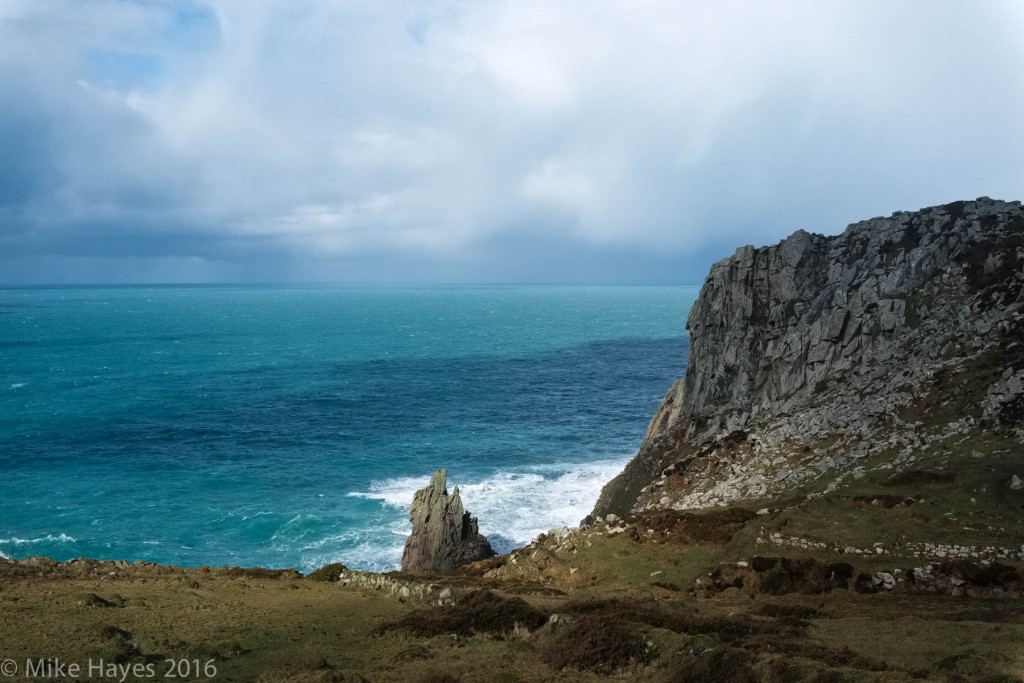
595 196 1024 517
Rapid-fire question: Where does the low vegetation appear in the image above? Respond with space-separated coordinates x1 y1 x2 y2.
541 615 652 674
375 589 547 637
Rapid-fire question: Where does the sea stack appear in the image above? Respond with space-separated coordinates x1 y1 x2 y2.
401 469 495 575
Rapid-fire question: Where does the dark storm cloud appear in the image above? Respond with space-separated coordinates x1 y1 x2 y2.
1 0 1022 284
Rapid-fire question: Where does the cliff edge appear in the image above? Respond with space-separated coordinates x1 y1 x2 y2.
595 197 1024 517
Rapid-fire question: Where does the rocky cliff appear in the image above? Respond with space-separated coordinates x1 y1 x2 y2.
402 469 495 575
594 197 1024 517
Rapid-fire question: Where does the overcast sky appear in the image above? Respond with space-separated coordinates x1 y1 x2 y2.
1 1 1022 285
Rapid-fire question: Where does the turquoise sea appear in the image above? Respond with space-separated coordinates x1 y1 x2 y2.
0 286 696 572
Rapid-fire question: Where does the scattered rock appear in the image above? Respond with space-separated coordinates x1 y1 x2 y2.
874 572 896 590
71 592 116 608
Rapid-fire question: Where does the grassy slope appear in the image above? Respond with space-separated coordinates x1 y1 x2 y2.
4 500 1023 683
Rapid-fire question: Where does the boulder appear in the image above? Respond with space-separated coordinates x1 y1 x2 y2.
401 469 495 575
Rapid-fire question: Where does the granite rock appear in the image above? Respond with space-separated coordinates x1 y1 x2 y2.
595 197 1024 516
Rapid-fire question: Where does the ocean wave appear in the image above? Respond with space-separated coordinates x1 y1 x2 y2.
300 536 405 574
298 532 360 552
9 382 25 389
0 533 77 545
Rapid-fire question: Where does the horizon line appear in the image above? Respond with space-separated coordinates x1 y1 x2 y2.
0 281 705 289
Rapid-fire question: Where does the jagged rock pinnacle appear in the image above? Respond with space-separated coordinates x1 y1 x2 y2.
401 469 495 575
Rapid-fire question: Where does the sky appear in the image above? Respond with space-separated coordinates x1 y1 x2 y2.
1 1 1023 285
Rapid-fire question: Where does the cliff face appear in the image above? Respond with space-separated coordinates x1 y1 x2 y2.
595 197 1024 517
402 469 495 575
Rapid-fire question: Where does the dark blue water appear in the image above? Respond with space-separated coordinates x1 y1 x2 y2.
0 286 694 571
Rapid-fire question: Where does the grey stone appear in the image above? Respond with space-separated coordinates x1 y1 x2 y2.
592 197 1024 516
401 469 495 575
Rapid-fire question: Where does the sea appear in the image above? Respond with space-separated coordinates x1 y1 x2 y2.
0 285 696 572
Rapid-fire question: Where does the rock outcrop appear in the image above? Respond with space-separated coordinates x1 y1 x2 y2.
401 469 495 575
594 197 1024 517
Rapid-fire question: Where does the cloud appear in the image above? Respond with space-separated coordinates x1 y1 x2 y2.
1 0 1023 283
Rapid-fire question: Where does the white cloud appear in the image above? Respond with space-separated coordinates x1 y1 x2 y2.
1 0 1023 283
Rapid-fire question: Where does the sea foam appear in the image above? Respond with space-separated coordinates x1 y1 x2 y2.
349 457 628 559
0 533 77 546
